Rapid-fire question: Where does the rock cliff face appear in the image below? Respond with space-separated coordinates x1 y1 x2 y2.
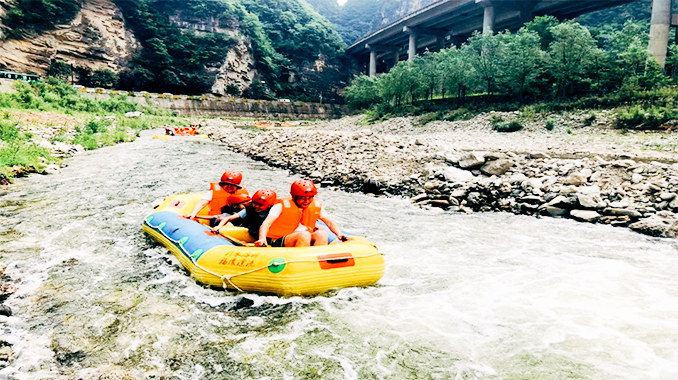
210 34 256 95
166 13 255 96
0 0 139 75
0 0 257 92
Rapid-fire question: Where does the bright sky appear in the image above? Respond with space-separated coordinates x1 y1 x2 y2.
337 0 347 5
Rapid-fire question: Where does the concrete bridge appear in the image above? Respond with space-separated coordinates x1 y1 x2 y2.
347 0 678 76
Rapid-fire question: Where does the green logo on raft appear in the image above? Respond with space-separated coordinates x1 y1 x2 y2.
268 258 286 273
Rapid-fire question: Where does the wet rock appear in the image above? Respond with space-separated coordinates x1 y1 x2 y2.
578 193 606 209
603 208 642 218
0 305 11 317
570 210 601 222
412 193 429 203
465 192 483 207
427 199 450 208
520 195 543 204
630 213 678 238
542 205 568 217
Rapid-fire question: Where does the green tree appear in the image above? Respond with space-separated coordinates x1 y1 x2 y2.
436 47 475 102
343 75 380 108
499 29 545 101
523 15 559 50
47 60 73 82
89 70 118 88
547 21 602 98
463 32 505 95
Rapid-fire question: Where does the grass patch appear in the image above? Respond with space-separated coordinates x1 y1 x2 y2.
0 78 180 181
0 119 54 172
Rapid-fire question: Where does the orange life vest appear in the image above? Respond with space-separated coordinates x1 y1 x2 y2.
206 182 249 215
267 197 322 239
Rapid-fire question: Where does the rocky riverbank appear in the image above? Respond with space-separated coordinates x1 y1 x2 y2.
203 112 678 238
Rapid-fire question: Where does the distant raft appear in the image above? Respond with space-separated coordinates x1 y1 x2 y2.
142 193 385 296
152 134 208 140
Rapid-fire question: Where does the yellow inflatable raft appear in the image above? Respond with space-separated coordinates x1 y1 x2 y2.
142 193 385 296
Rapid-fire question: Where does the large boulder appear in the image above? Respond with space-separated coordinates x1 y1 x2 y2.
458 152 486 169
442 167 474 183
481 159 514 176
630 212 678 238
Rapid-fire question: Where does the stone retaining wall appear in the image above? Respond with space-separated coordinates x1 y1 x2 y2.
80 89 347 119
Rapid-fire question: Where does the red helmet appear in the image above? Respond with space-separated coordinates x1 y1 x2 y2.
251 189 277 208
220 170 243 187
290 179 317 197
227 192 251 206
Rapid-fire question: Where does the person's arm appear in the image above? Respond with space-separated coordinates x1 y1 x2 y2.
318 208 346 241
212 210 244 233
255 204 282 247
188 191 212 219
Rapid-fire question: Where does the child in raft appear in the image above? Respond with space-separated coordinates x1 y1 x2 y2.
257 179 346 247
188 170 249 226
212 189 278 242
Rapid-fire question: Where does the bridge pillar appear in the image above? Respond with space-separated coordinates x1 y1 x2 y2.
369 47 377 77
476 0 495 34
403 27 419 61
648 0 672 68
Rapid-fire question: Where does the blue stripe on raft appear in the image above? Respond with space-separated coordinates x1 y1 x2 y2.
144 211 235 256
315 220 352 243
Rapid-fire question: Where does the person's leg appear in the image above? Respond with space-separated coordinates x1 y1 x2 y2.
283 231 312 247
310 229 328 246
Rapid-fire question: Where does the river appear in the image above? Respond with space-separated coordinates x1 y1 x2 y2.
0 131 676 379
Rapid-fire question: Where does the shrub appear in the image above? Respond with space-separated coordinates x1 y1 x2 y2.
545 119 555 131
0 120 20 141
489 114 504 127
615 105 678 130
494 120 524 132
519 105 537 120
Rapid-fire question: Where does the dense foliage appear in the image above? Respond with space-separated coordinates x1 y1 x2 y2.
343 18 675 117
2 0 82 38
238 0 347 101
2 0 347 99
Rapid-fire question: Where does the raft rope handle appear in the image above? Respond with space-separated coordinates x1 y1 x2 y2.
145 220 382 292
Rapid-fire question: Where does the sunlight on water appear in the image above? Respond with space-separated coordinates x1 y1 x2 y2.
0 130 677 379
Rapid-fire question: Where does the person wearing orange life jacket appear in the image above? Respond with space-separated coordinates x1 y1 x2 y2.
212 189 277 238
188 170 249 226
257 179 346 247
